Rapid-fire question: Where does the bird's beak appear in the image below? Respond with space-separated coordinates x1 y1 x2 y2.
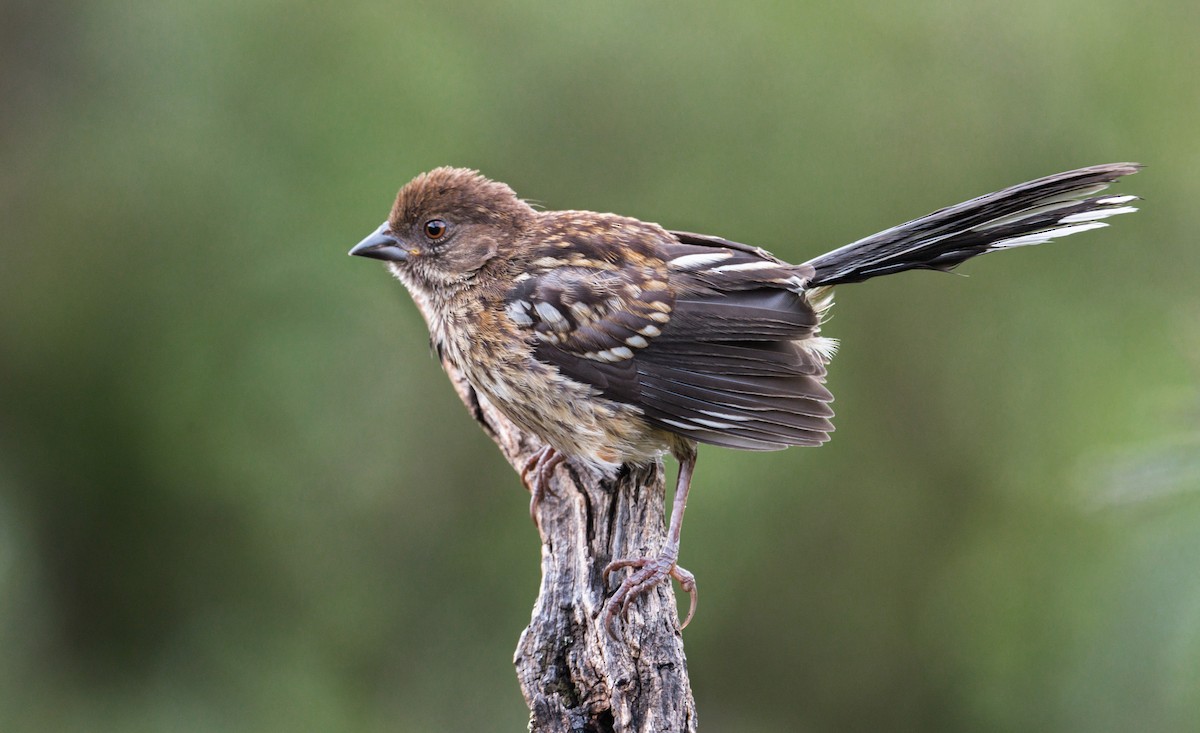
349 222 408 261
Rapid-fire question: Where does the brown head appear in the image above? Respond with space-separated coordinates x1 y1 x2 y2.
350 167 537 291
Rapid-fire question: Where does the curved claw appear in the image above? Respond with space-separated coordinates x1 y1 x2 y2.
528 494 540 527
602 554 697 638
673 566 698 629
519 446 553 487
603 443 700 638
521 446 564 528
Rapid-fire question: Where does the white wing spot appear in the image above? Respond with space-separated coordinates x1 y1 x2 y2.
569 302 594 321
593 346 635 362
697 409 750 422
506 301 533 327
670 252 733 269
625 335 648 349
710 260 779 273
534 302 569 328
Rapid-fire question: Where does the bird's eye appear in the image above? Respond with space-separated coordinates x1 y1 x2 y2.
423 219 449 240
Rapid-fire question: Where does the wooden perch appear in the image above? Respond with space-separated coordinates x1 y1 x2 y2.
436 350 698 732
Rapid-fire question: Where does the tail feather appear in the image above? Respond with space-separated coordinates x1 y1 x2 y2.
805 163 1141 287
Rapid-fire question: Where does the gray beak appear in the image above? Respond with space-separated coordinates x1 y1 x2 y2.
349 222 408 262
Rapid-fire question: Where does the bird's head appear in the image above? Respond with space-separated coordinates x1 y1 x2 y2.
350 167 537 292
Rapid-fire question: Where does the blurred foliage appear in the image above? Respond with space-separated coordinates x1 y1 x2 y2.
2 0 1198 731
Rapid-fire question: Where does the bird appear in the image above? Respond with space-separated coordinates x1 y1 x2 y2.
350 163 1140 637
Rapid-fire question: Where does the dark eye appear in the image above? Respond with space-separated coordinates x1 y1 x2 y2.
423 219 448 240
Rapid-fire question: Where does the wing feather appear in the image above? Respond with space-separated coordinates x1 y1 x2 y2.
506 215 837 451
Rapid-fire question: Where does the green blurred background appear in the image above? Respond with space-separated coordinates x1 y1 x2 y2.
2 1 1198 731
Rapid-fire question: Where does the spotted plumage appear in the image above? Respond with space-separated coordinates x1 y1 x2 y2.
351 163 1141 636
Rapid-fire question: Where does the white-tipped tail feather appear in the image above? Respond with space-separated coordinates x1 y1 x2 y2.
804 163 1141 287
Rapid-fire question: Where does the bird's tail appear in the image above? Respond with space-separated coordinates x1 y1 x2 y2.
804 163 1141 287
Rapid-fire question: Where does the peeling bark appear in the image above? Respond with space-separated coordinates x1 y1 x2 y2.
432 339 697 732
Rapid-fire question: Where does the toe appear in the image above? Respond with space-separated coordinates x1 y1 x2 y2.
603 557 646 580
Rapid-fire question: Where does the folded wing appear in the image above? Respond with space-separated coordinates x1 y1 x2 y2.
506 223 835 451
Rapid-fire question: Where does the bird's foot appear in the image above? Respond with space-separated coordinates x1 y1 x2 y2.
602 550 697 638
521 446 564 527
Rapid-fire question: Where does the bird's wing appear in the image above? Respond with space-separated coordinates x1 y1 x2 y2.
505 228 835 451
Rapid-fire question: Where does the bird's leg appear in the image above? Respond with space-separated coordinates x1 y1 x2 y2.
521 445 565 527
602 444 698 638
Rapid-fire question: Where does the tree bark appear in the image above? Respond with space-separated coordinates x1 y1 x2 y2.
435 353 698 732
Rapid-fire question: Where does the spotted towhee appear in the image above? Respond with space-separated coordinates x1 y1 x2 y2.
350 163 1140 636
